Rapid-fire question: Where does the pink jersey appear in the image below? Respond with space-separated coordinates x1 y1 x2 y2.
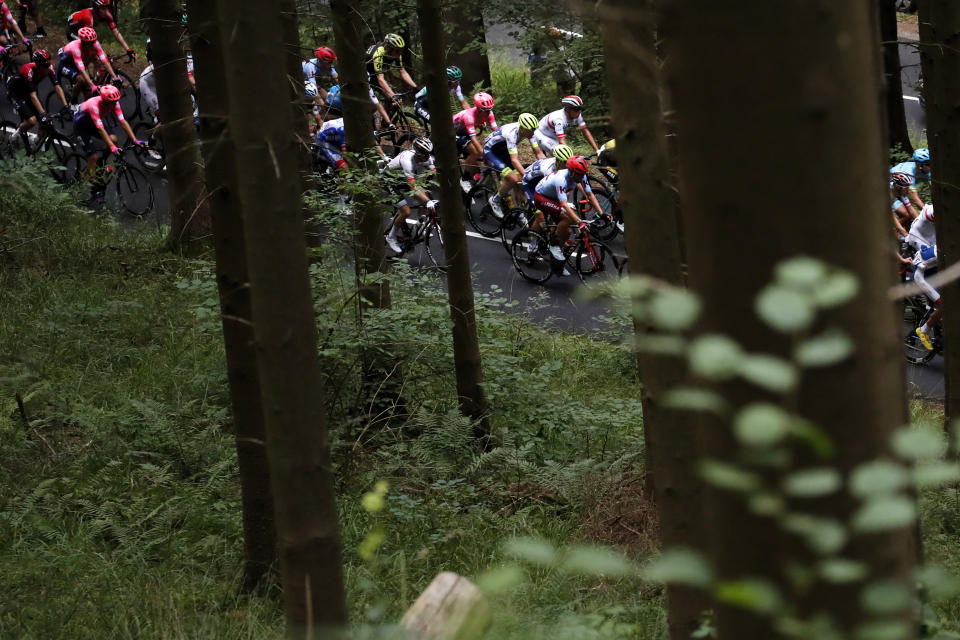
79 95 124 129
62 38 107 72
453 107 498 137
1 1 15 29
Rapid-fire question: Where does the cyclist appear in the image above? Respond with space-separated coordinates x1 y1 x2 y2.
67 0 135 61
0 0 26 45
325 83 393 129
533 155 605 262
57 27 120 103
14 0 41 38
73 83 143 199
303 45 336 127
535 95 599 156
521 143 573 202
139 38 195 122
365 32 417 102
483 112 544 218
453 91 498 190
5 48 67 142
385 136 437 254
890 171 917 241
315 116 348 172
890 147 931 217
909 213 941 351
412 65 470 121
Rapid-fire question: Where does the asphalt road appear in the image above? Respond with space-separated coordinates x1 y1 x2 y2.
2 38 944 400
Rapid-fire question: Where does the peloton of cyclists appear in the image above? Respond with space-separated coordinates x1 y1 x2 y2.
483 112 544 218
67 0 135 61
412 65 470 122
385 136 437 254
57 27 121 104
5 48 67 143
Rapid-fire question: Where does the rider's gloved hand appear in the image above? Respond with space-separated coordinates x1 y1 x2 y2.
109 145 120 155
134 139 146 148
39 113 50 125
425 199 438 211
125 48 136 62
91 84 100 95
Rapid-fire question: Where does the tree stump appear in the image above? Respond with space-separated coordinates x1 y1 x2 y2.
400 572 491 640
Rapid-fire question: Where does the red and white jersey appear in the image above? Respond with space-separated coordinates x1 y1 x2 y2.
1 1 16 29
907 203 936 250
62 38 107 72
68 7 117 31
18 61 56 89
78 94 125 129
452 106 498 137
536 108 585 142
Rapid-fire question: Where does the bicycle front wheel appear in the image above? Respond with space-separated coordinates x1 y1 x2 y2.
465 185 502 238
424 221 447 270
570 238 616 278
109 164 155 217
511 228 553 284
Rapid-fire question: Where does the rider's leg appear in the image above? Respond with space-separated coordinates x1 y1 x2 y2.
499 170 521 207
16 114 38 136
555 212 573 246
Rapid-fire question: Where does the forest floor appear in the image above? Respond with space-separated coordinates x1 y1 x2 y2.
898 11 919 41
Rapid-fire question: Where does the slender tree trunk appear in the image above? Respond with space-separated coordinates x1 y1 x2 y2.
445 2 492 91
880 0 914 154
416 0 492 440
217 0 348 635
919 0 960 424
186 0 276 591
331 0 392 310
142 0 211 248
661 2 916 638
278 0 313 178
600 3 707 638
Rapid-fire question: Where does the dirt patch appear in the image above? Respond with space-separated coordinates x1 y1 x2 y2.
579 467 659 553
897 13 919 41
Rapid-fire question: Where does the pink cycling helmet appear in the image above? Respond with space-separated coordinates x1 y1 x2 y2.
99 84 121 102
78 26 98 42
473 92 495 110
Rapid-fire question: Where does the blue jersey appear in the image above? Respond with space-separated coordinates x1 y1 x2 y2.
317 118 345 148
535 168 591 203
890 161 930 186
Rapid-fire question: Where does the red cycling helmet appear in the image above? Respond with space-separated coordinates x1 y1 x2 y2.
78 26 98 42
314 46 336 62
473 92 495 110
32 49 51 66
99 84 121 102
890 172 914 188
566 155 589 175
92 0 111 7
561 94 584 109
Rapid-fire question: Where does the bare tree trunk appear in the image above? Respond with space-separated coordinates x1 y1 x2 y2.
216 0 348 634
186 0 277 591
278 0 313 178
880 0 914 154
445 2 492 91
416 0 492 440
600 2 707 638
919 0 960 424
142 0 211 248
661 1 916 638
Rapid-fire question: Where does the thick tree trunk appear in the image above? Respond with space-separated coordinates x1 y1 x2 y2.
142 0 211 247
919 0 960 424
186 0 277 591
330 0 392 310
661 2 915 638
445 2 492 91
416 0 492 440
600 3 706 638
880 0 914 154
216 0 348 635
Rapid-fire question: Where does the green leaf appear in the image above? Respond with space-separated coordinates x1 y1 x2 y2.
748 492 785 516
783 468 843 498
819 558 868 583
562 545 634 577
688 334 744 380
812 271 860 308
794 329 854 368
793 421 836 458
699 460 761 492
504 537 557 566
852 496 916 533
476 565 525 594
891 427 947 460
755 285 815 333
662 387 728 415
733 403 791 447
650 289 701 331
782 514 847 555
916 565 960 601
775 257 828 290
643 548 712 588
861 580 912 615
914 462 960 488
714 579 781 614
849 460 909 498
738 354 798 393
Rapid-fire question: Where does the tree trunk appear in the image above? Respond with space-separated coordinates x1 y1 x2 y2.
330 0 393 310
660 1 916 638
919 0 960 424
880 0 914 154
278 0 313 178
216 0 348 635
600 3 707 638
141 0 210 248
445 2 492 91
416 0 492 440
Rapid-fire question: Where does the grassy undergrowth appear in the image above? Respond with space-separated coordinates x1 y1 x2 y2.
0 157 660 639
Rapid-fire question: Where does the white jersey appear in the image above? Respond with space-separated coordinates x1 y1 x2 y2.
139 64 158 115
536 108 585 143
907 203 936 250
321 117 344 133
387 149 435 180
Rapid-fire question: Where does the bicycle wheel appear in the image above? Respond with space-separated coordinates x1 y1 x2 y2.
132 122 165 173
511 228 553 284
40 132 78 181
60 152 89 185
0 120 20 157
904 327 937 365
395 109 428 143
465 184 502 237
570 238 616 278
578 183 618 242
109 163 154 217
423 221 448 270
499 206 531 254
115 71 140 120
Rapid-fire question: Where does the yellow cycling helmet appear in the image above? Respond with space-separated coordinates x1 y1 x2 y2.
384 33 405 49
518 112 539 130
553 144 574 164
602 139 615 150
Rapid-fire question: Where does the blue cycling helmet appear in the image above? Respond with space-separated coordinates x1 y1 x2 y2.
914 148 931 163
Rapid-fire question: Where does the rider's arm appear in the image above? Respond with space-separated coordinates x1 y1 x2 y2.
376 73 394 99
111 26 133 56
96 124 115 149
54 83 67 107
468 135 483 156
120 117 137 143
28 89 43 114
908 187 924 210
400 67 417 89
580 124 599 153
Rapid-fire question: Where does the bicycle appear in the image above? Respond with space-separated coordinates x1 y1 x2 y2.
0 108 76 180
0 40 31 84
371 88 428 147
48 53 139 120
384 199 446 270
904 302 942 365
64 143 154 216
131 120 164 173
510 217 621 285
575 154 622 242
